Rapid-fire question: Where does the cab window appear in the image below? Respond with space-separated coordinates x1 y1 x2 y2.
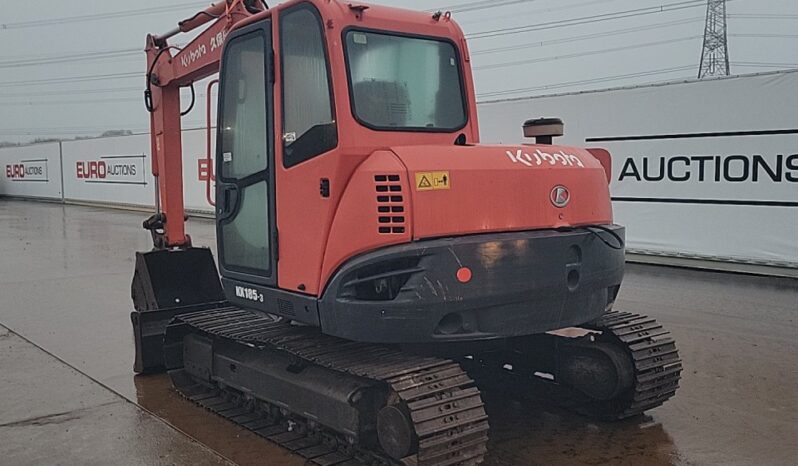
280 4 337 167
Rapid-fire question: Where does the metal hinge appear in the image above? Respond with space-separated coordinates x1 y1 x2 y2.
269 50 275 83
273 229 279 262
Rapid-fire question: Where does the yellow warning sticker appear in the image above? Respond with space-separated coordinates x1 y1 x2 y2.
415 171 451 191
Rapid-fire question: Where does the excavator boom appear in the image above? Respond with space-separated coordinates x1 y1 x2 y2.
144 0 264 248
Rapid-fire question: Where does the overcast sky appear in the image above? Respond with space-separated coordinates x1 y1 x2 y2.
1 0 796 143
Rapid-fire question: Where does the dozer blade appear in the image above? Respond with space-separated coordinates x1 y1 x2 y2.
130 247 228 373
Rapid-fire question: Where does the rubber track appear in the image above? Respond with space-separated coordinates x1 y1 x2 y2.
461 310 682 421
169 307 489 466
582 310 683 419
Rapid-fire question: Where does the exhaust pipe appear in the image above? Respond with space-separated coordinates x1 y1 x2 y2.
523 117 564 145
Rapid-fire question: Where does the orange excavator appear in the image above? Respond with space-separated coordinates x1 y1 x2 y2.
130 1 682 464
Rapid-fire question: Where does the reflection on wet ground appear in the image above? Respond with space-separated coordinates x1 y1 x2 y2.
130 372 681 466
481 392 680 466
133 374 302 466
2 200 797 465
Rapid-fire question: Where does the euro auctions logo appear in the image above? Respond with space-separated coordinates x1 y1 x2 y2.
5 159 48 182
617 154 798 183
75 155 146 185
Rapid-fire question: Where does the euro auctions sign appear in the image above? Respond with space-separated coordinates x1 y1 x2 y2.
75 154 146 185
4 159 48 182
591 131 798 208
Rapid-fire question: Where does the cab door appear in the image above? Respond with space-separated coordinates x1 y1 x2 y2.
215 21 276 286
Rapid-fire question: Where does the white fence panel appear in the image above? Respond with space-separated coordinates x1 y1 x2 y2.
56 128 215 214
182 128 217 214
61 134 154 207
0 142 62 199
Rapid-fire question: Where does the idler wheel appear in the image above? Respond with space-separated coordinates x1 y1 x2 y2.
377 404 417 460
558 341 635 401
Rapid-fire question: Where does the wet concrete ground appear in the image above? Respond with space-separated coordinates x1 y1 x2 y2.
0 325 229 465
0 199 796 465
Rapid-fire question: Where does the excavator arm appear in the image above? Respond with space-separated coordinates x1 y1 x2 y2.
143 0 265 248
132 0 267 373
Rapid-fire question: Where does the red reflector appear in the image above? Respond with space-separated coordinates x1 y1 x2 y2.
456 267 472 283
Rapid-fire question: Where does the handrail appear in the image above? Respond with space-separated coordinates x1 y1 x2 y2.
205 79 220 207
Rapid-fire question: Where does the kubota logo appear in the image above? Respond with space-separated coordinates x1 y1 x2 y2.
550 185 570 208
505 149 585 168
180 30 227 68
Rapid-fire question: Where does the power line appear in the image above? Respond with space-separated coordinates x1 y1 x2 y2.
727 13 798 19
0 2 207 30
0 85 210 99
1 0 791 134
732 61 798 69
432 0 538 14
0 41 187 68
0 93 210 107
471 17 703 55
0 72 142 88
0 13 702 88
0 41 185 61
0 87 143 99
730 33 798 39
467 0 709 40
457 0 623 25
475 36 701 71
0 49 141 69
477 65 696 99
0 97 144 106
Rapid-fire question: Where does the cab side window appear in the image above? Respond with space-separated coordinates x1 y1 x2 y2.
280 4 337 167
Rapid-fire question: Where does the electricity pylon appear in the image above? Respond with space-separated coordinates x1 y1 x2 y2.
698 0 730 79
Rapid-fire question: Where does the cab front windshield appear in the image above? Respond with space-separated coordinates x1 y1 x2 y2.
344 30 467 131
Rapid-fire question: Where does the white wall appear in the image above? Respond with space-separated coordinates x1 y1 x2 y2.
2 71 797 268
2 128 217 214
182 127 218 213
61 134 154 207
478 71 798 267
0 142 62 200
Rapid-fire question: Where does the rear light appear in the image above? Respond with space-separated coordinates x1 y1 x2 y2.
456 267 472 283
586 148 612 183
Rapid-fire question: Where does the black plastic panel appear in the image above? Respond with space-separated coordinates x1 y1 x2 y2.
319 226 626 343
222 277 320 326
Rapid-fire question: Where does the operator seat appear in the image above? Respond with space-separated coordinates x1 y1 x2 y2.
352 80 410 127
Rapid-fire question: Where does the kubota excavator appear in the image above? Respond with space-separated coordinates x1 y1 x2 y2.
130 1 682 464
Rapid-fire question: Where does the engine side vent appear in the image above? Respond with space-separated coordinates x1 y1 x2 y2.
375 174 406 234
277 298 295 316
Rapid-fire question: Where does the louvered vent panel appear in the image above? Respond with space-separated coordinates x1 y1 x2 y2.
374 174 406 234
277 299 295 316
